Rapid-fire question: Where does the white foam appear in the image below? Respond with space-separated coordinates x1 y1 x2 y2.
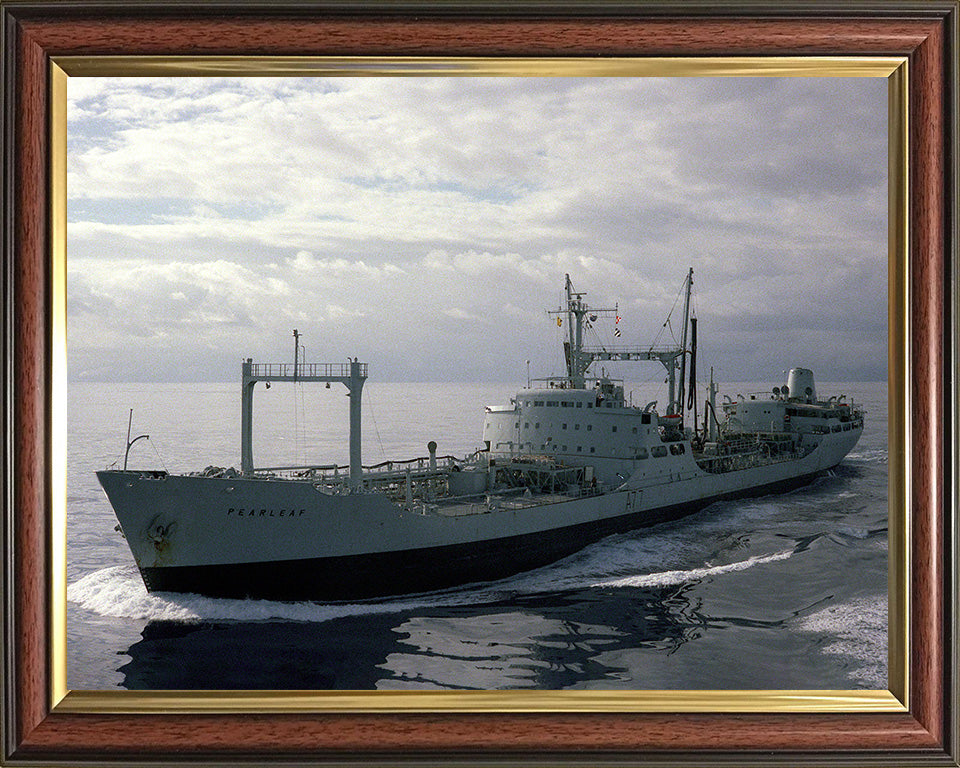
68 565 207 621
67 564 517 623
592 549 794 589
835 525 870 539
798 594 888 688
846 449 888 464
485 513 768 597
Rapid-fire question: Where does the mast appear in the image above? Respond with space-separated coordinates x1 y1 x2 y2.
122 408 149 471
677 267 693 417
708 366 718 441
554 273 594 389
293 328 300 382
565 275 578 386
548 273 686 399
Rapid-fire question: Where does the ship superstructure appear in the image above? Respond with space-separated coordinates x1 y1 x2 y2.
97 272 863 601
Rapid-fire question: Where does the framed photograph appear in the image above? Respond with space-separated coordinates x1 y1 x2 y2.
2 2 956 765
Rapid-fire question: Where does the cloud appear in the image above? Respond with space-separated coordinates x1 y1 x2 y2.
67 76 887 383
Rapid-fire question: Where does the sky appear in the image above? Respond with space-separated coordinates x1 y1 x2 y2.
66 76 888 384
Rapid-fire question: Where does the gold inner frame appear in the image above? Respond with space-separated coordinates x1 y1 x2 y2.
49 56 910 714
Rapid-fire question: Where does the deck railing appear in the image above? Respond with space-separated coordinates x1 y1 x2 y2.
249 362 367 379
255 454 463 481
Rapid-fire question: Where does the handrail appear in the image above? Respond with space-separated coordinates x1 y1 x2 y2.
254 454 466 479
581 344 680 354
248 362 368 378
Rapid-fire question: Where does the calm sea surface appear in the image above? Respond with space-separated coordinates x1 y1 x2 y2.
67 379 888 690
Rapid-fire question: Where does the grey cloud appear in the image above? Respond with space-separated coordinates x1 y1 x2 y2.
66 76 888 383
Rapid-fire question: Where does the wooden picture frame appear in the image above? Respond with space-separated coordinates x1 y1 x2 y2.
2 2 956 764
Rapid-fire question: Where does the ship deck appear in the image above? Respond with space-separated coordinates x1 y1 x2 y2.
414 487 597 518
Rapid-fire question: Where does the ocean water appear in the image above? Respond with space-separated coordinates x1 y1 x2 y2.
67 380 888 690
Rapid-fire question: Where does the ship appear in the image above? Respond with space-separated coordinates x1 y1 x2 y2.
96 270 864 601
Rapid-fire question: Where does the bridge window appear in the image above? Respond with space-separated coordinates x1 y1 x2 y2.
587 425 593 431
632 427 637 434
651 445 667 457
641 414 651 425
575 424 580 430
577 446 582 452
637 447 648 459
534 401 544 407
612 425 617 433
590 447 596 453
576 402 582 408
524 423 529 429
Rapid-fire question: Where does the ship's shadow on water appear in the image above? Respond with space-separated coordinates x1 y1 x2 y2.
118 585 705 690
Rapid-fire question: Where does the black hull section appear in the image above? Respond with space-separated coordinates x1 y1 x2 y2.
141 469 827 601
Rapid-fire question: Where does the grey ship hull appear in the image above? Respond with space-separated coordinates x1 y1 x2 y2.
97 461 833 602
139 470 823 601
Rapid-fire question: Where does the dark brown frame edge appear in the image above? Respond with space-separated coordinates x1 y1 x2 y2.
1 2 956 765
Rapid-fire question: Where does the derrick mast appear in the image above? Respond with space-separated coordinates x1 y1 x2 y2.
551 271 693 424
